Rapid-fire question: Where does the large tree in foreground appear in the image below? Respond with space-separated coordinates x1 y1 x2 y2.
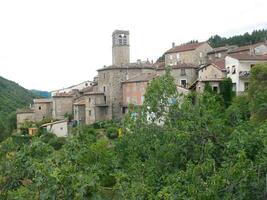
248 63 267 122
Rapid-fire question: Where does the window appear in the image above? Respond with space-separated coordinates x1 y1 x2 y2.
103 73 106 79
218 53 221 58
103 86 106 92
199 52 203 58
176 53 180 60
181 80 187 88
89 98 91 104
169 54 173 60
85 83 88 86
244 82 249 91
213 86 218 93
181 68 186 76
89 110 91 116
39 106 41 110
250 64 255 68
227 67 230 74
122 107 126 114
232 65 236 74
104 96 107 104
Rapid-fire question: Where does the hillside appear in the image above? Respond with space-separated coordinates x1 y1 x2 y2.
0 76 38 140
31 89 51 98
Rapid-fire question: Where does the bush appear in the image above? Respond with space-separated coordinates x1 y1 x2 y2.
106 127 118 139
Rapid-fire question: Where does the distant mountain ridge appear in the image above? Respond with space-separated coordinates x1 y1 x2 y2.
31 89 51 98
0 76 39 140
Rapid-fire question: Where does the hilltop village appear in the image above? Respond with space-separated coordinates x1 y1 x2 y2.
17 30 267 136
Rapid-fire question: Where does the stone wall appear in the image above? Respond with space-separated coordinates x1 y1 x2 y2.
52 97 74 119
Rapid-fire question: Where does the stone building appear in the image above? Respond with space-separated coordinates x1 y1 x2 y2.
16 109 35 128
190 59 227 93
207 45 237 62
112 30 130 65
164 42 213 66
155 62 198 88
33 99 53 121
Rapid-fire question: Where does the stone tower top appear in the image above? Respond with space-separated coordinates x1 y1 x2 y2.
112 30 130 65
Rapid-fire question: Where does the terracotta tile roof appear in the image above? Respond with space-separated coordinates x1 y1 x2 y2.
213 59 226 70
122 73 157 83
228 41 267 54
165 42 206 54
80 86 94 93
228 53 267 61
207 45 237 54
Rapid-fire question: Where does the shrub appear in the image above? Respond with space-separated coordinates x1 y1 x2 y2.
106 127 118 139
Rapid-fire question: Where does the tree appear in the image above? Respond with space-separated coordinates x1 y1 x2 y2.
219 77 234 108
248 63 267 122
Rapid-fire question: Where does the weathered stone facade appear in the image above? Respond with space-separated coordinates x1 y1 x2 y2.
112 30 130 65
33 99 53 121
165 42 212 66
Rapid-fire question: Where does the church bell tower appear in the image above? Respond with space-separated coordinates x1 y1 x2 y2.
112 30 130 66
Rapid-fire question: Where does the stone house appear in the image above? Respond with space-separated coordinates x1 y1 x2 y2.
228 41 267 55
191 59 226 93
33 99 53 121
207 45 237 62
155 62 198 88
16 109 35 128
226 53 267 95
164 42 213 66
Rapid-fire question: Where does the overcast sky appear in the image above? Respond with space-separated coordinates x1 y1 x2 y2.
0 0 266 91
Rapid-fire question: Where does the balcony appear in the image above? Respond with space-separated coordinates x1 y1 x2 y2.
239 71 250 79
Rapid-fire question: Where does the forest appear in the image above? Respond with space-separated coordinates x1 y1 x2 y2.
0 64 266 199
0 76 38 141
208 29 267 48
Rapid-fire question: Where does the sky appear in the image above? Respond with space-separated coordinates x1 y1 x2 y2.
0 0 266 91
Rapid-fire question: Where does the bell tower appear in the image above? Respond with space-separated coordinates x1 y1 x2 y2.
112 30 130 66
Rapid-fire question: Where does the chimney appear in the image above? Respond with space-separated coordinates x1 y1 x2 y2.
172 42 175 48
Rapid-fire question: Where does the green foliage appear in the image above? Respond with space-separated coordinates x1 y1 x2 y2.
208 29 267 47
106 127 118 139
0 76 38 141
219 77 234 108
0 67 267 199
248 63 267 122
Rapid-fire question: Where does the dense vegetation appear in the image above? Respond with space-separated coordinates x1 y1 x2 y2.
0 76 37 141
31 90 51 98
208 29 267 48
0 64 267 199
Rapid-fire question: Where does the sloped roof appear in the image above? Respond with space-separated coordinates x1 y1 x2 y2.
228 41 267 54
165 42 206 54
213 59 226 70
228 53 267 61
207 45 237 54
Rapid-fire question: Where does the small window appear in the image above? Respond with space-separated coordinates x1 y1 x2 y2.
122 107 126 114
60 127 63 130
85 83 88 86
39 106 41 110
250 64 255 68
232 65 236 74
103 86 106 92
181 80 187 88
181 68 186 76
244 82 249 91
104 96 107 104
89 110 91 116
213 86 218 93
103 73 106 79
89 98 91 104
199 52 203 58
